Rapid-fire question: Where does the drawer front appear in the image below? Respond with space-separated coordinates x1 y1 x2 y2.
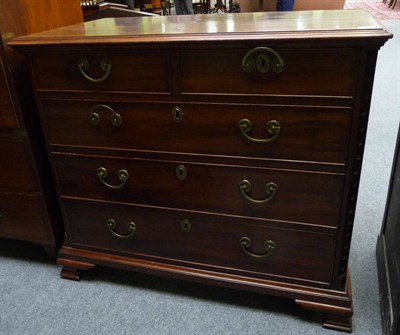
31 51 169 93
64 201 336 284
0 139 38 191
43 100 351 164
180 48 357 96
53 153 343 227
0 193 49 241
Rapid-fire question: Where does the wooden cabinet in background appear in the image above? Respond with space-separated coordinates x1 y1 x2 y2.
0 49 18 128
0 1 83 257
377 125 400 335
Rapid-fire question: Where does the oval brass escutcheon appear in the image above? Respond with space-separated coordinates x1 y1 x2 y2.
176 165 187 181
181 219 192 232
172 106 184 123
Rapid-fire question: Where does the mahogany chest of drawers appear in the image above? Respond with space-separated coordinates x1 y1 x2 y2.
10 10 391 332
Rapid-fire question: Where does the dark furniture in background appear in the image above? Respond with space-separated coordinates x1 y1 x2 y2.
81 1 158 19
377 124 400 335
10 10 391 332
82 1 128 17
0 1 83 257
83 4 156 21
106 0 135 8
383 0 399 9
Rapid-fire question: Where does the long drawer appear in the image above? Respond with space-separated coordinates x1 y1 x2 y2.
64 200 336 285
53 153 343 227
42 100 351 165
31 51 170 93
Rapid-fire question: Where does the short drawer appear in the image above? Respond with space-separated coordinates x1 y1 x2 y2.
0 139 38 191
180 48 357 96
42 100 351 164
31 51 169 93
0 192 49 242
53 153 344 228
64 201 336 285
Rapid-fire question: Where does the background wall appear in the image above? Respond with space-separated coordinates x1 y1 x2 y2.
294 0 345 10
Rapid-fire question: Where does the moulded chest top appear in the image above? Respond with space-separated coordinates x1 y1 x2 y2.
9 10 392 48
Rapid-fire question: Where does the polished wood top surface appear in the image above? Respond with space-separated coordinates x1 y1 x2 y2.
9 10 391 47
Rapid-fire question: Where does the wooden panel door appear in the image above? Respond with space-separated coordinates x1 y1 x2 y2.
0 1 83 38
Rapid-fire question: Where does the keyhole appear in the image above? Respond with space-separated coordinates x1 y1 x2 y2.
176 165 187 181
172 106 184 123
181 219 192 232
256 54 271 74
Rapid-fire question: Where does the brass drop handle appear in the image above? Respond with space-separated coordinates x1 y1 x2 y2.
97 167 129 190
78 58 112 83
90 104 122 127
0 210 4 219
107 219 136 239
239 237 276 259
239 119 280 144
239 180 278 204
241 47 285 75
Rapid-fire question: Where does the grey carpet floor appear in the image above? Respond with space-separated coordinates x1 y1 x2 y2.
0 20 399 335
